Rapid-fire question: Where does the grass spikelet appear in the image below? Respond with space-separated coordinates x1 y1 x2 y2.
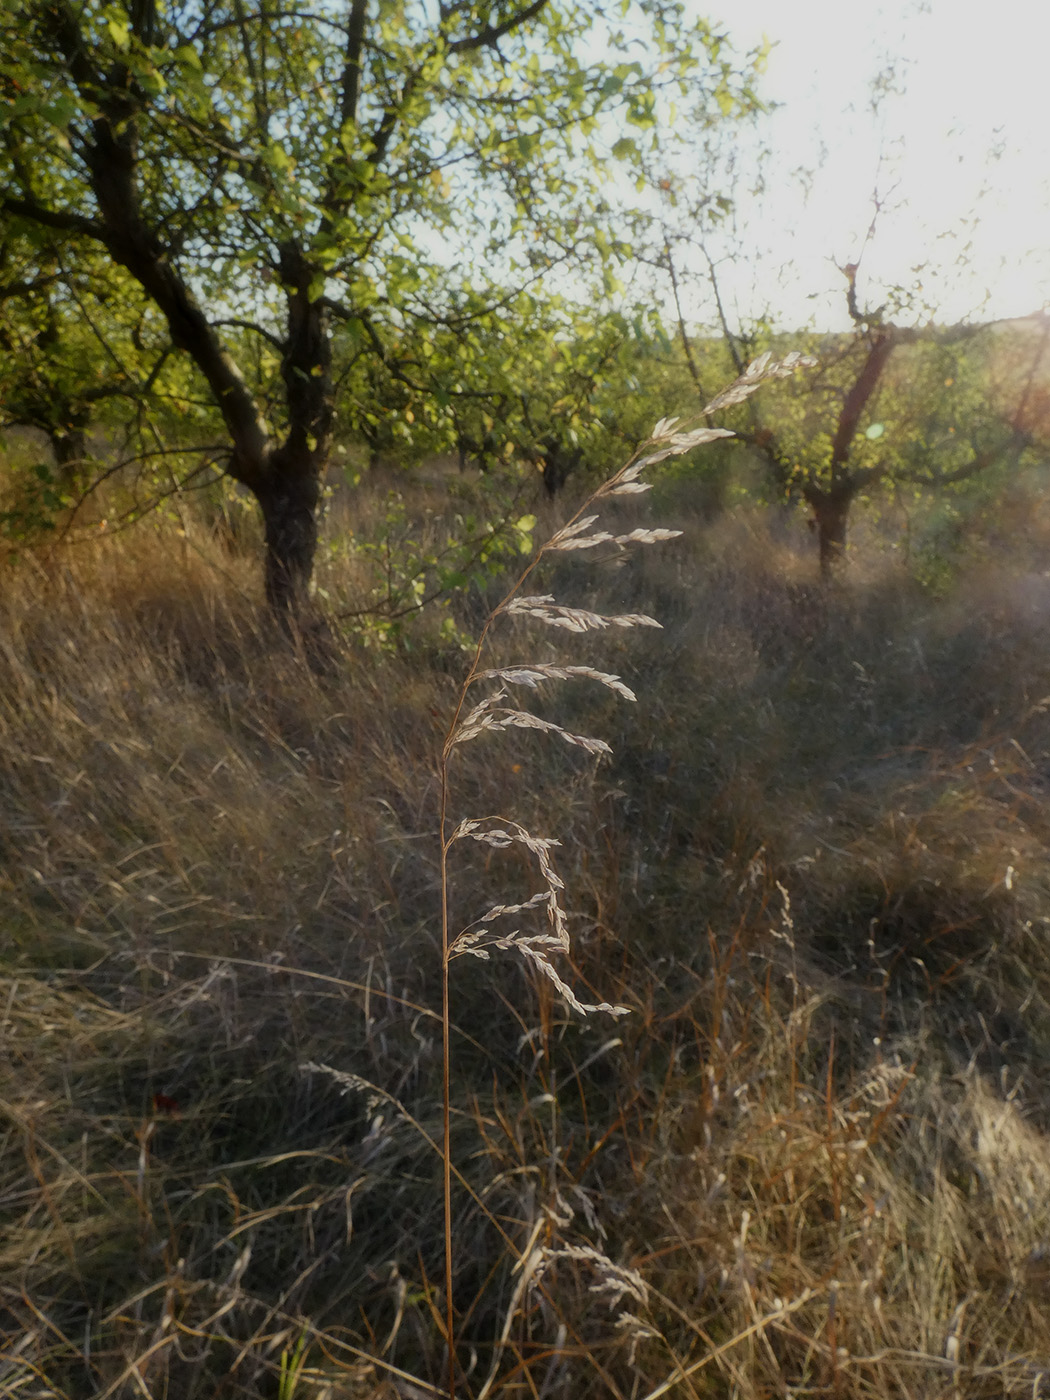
435 355 812 1396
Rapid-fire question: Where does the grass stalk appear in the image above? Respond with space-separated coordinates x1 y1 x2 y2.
435 352 812 1397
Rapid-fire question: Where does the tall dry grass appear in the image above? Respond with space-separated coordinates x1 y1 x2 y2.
3 440 1050 1398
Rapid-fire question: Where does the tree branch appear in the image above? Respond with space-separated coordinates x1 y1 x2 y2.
35 0 273 488
340 0 368 128
213 317 286 352
368 72 419 168
447 0 548 52
0 271 63 301
829 332 895 485
663 237 705 402
1 194 105 241
702 244 746 377
915 430 1031 488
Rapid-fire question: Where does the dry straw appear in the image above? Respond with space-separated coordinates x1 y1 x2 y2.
436 350 816 1397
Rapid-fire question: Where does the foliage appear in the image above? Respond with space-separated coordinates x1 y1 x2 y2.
0 455 68 547
326 476 540 649
341 299 679 488
0 222 232 548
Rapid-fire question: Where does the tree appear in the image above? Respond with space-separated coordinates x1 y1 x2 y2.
786 266 1031 571
622 64 1045 577
388 299 662 495
750 265 1038 573
0 0 758 611
659 233 1038 576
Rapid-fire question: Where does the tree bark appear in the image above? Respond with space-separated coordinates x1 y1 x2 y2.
256 460 323 612
804 484 854 577
829 332 895 471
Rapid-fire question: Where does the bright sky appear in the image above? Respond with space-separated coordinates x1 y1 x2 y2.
675 0 1050 331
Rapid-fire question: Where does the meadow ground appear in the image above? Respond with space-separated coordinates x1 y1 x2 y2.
4 465 1050 1399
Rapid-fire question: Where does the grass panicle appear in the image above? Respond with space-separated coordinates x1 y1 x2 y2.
436 354 816 1397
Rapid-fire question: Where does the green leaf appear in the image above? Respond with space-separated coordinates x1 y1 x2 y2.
107 15 130 49
173 44 203 71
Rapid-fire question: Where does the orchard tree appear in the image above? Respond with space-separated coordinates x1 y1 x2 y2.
330 288 677 504
0 0 758 611
627 88 1042 574
659 233 1036 575
0 235 99 485
734 265 1037 573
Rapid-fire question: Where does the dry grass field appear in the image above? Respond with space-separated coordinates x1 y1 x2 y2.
3 462 1050 1399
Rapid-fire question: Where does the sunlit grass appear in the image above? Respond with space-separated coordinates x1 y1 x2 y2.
3 468 1050 1398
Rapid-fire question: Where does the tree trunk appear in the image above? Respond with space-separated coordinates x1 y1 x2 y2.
255 459 323 613
801 330 895 577
540 436 583 498
50 416 87 494
806 486 853 578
